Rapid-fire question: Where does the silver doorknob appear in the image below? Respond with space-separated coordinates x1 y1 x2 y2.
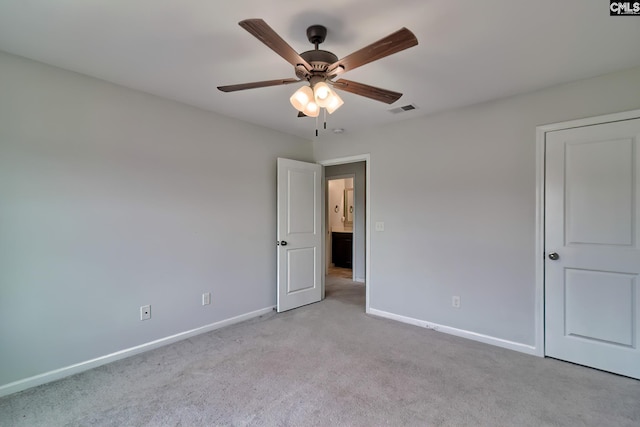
548 252 559 260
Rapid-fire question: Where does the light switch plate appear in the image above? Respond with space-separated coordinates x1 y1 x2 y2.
452 296 461 308
375 221 385 232
202 292 211 306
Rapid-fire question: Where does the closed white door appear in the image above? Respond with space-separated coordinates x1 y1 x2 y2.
277 158 322 312
545 118 640 379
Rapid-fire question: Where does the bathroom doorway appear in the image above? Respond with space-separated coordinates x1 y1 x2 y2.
324 161 366 284
326 175 355 280
323 160 367 311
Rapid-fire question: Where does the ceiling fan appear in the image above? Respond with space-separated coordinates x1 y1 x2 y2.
217 19 418 120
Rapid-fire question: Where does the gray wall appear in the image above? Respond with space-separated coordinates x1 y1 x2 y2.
314 67 640 348
325 162 366 281
3 45 640 392
0 51 312 387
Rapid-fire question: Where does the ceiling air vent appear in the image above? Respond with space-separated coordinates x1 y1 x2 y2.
389 104 418 114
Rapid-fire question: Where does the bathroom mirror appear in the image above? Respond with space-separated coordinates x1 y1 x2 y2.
344 188 354 227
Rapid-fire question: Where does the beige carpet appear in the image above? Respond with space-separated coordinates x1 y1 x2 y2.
327 266 353 279
1 276 639 426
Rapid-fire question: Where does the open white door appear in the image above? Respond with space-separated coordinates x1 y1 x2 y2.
277 158 323 312
545 117 640 379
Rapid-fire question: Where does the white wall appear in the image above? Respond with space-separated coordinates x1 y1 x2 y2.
314 67 640 350
0 51 312 390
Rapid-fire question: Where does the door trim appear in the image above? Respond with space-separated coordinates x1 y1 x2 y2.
535 108 640 358
319 154 371 314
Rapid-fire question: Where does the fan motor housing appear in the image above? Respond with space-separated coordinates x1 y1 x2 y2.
298 51 338 80
300 50 338 71
295 25 339 79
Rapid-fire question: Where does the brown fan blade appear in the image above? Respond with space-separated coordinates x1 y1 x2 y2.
217 78 299 92
297 111 307 118
327 27 418 77
332 79 402 104
239 19 312 70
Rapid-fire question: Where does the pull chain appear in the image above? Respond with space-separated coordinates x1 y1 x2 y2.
312 109 328 137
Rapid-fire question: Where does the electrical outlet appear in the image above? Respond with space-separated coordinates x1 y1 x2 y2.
375 221 385 232
140 304 151 320
452 296 461 308
202 292 211 306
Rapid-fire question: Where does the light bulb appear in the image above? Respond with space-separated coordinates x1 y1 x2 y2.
289 86 313 112
303 101 320 118
325 91 344 114
313 82 332 107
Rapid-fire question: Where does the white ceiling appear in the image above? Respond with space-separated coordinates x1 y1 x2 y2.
1 0 639 141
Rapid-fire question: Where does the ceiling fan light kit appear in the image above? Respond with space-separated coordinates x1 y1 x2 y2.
289 85 314 114
218 19 418 135
312 81 332 107
325 90 344 114
289 78 343 118
302 98 320 118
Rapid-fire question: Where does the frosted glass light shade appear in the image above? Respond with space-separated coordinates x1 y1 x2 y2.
325 91 344 114
313 82 332 107
303 100 320 117
290 86 313 112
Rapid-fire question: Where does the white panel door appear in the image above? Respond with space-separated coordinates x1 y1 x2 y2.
277 158 322 312
545 118 640 379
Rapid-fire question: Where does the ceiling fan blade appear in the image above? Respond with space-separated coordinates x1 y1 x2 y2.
332 79 403 104
239 19 312 71
217 78 299 92
297 111 307 118
327 27 418 77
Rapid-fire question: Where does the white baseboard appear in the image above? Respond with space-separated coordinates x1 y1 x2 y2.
0 306 275 398
354 277 365 283
368 308 538 356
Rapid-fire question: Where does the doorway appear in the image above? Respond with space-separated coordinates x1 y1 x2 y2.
326 175 355 279
320 156 370 312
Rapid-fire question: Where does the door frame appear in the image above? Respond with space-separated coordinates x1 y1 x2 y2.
319 154 371 313
534 108 640 358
